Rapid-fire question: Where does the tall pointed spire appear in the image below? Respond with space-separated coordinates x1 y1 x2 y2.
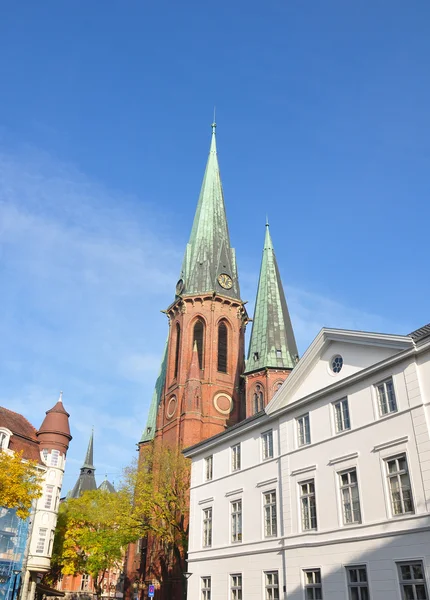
245 223 299 372
69 431 97 498
140 340 168 443
178 123 240 299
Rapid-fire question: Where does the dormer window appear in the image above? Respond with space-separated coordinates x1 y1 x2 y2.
0 429 11 451
276 349 282 358
253 352 259 361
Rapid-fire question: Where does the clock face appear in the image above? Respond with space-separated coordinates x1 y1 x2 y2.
176 279 184 294
217 273 233 290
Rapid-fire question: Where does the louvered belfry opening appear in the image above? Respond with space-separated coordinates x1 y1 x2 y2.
174 323 181 379
218 321 228 373
193 319 205 369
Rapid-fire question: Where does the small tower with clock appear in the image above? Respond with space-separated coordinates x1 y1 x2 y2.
148 123 249 449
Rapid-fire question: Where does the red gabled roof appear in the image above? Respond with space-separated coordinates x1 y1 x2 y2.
0 406 41 462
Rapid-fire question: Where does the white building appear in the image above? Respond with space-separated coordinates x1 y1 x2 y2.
184 324 430 600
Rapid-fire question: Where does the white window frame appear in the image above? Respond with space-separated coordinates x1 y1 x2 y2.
264 571 279 600
44 484 55 510
385 454 414 516
397 561 429 600
263 490 277 537
297 413 311 446
35 528 47 554
80 574 90 592
50 449 60 467
201 576 211 600
339 468 361 525
230 573 242 600
202 507 212 548
231 444 241 472
346 565 369 600
231 499 242 543
303 569 322 599
205 455 213 481
376 377 397 416
333 398 350 433
261 430 274 461
0 429 11 450
300 480 317 531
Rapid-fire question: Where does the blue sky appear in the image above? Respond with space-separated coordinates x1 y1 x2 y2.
0 1 429 492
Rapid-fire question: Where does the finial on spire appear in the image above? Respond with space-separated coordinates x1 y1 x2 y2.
266 215 269 227
211 106 216 134
59 391 63 403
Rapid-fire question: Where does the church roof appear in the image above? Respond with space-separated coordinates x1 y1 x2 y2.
98 479 115 493
69 431 97 498
245 223 299 373
178 124 241 300
139 340 168 443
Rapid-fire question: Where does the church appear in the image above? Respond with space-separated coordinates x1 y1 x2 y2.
125 123 300 598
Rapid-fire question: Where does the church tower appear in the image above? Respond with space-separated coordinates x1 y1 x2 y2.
69 430 97 498
141 123 249 450
244 223 299 416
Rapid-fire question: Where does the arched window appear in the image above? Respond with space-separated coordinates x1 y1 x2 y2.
217 321 228 373
253 384 264 414
174 323 181 379
193 319 204 369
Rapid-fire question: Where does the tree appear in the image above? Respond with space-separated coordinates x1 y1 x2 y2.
50 489 139 598
125 443 191 584
0 450 43 519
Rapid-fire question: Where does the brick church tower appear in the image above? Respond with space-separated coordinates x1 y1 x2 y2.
140 123 249 451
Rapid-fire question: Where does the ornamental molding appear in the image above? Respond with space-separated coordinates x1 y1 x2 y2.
256 478 278 488
198 497 214 505
225 488 243 497
373 436 409 453
290 465 317 477
328 452 359 466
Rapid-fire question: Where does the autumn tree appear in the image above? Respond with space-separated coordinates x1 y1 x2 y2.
0 450 43 519
50 489 139 598
124 443 191 584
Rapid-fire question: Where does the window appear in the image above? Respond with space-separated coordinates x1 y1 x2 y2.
340 469 361 524
334 398 350 432
264 571 279 600
253 384 264 413
386 455 414 515
331 355 343 374
376 378 397 415
231 444 241 471
80 574 90 592
346 566 369 600
300 480 317 531
201 576 211 600
264 490 277 537
297 414 311 446
42 448 48 463
35 528 47 554
44 485 55 510
174 323 181 379
205 456 213 481
231 500 242 543
262 430 274 460
50 450 60 467
397 562 428 600
193 320 205 369
231 574 242 600
276 349 282 358
304 569 322 599
203 508 212 547
0 431 9 450
218 321 228 373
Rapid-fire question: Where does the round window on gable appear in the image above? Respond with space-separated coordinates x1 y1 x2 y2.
330 355 343 374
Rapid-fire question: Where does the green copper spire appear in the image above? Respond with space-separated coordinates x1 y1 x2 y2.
140 340 168 443
245 223 299 373
178 123 240 299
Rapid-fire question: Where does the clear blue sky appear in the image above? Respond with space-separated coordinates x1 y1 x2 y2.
0 1 429 490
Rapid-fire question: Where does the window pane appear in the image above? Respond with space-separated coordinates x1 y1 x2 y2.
416 585 428 600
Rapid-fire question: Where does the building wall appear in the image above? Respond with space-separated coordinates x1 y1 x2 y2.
186 341 430 599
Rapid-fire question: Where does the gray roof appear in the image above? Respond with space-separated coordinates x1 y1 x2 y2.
98 479 115 493
409 323 430 342
69 432 97 498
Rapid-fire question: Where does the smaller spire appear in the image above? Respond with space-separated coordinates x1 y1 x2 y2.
82 430 95 470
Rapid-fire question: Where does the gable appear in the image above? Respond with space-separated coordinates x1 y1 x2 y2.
267 329 413 413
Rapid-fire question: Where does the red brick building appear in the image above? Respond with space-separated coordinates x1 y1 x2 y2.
125 124 299 598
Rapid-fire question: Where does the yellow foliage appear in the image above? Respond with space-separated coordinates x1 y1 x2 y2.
0 450 43 519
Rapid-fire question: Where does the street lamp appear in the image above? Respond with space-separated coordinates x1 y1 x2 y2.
182 572 192 600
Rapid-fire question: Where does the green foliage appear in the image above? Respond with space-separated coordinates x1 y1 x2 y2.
0 451 43 519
